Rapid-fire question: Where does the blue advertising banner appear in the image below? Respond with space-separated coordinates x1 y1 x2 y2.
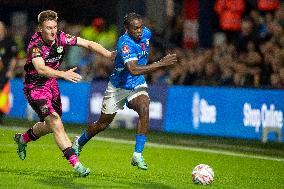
58 80 90 123
88 82 167 131
9 79 28 118
9 79 284 142
148 84 167 130
88 81 108 123
164 86 284 142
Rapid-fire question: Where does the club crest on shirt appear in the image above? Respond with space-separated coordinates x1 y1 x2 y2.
122 45 129 54
57 46 63 53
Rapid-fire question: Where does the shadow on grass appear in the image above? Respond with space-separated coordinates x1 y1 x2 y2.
0 167 72 177
37 176 175 189
0 149 12 154
0 167 174 189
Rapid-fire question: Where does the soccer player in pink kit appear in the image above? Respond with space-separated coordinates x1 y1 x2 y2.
14 10 115 177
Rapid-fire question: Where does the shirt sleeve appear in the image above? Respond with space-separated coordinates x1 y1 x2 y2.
121 41 137 64
60 31 77 47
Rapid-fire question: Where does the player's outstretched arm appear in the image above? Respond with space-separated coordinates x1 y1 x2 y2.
76 37 116 60
32 57 82 82
126 54 177 76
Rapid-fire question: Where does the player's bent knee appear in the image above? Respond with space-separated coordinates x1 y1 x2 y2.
96 123 109 131
45 112 61 121
45 112 64 132
50 124 65 135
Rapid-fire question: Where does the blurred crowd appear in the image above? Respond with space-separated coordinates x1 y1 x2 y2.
4 0 284 89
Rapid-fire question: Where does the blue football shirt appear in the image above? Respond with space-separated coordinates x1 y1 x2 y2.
110 27 151 89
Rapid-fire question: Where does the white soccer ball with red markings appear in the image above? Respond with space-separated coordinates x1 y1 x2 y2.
192 164 214 185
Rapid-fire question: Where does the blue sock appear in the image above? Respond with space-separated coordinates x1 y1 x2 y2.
78 130 91 146
134 134 147 153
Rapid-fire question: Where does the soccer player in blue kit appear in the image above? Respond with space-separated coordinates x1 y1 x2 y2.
73 12 177 170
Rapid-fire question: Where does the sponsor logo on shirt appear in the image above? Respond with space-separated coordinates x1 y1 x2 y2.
45 55 62 63
137 50 148 59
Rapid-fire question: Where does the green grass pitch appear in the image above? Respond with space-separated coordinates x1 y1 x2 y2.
0 121 283 188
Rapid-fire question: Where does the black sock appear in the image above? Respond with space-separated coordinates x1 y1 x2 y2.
27 128 39 141
62 147 76 160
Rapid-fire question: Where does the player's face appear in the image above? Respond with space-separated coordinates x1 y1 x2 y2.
40 20 57 44
127 18 143 40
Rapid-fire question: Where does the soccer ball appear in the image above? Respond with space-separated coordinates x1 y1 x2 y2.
192 164 214 185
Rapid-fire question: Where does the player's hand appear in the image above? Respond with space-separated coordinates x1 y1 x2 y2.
160 54 177 66
63 67 82 83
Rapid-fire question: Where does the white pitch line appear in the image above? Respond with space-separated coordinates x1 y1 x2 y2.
94 136 284 162
2 126 284 162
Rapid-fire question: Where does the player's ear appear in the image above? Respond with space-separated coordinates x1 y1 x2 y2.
38 25 43 32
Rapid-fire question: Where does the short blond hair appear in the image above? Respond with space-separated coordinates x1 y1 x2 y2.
37 10 58 25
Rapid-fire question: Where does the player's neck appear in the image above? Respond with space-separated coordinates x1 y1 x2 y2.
126 32 140 42
43 38 55 46
41 33 55 46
